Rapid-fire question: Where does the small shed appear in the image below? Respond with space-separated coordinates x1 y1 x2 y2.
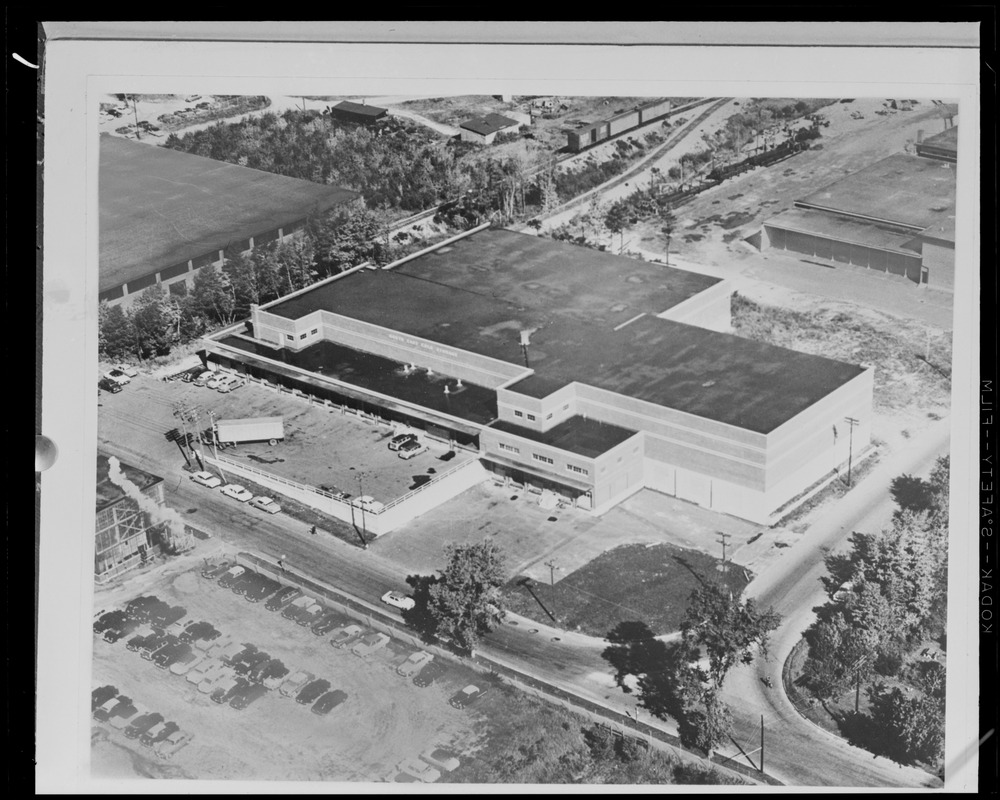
459 113 522 145
328 101 388 125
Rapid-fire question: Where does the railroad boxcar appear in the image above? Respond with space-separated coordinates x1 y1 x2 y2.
608 109 640 136
638 98 672 125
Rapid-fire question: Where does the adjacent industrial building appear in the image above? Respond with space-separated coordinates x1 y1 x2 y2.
205 228 873 524
99 134 360 305
95 453 166 582
758 129 957 292
326 100 389 125
459 113 523 144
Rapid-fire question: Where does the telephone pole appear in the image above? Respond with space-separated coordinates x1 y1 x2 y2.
544 560 557 586
717 532 732 573
844 416 860 487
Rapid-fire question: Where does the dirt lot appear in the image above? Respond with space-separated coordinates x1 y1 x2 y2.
115 375 475 505
91 554 480 781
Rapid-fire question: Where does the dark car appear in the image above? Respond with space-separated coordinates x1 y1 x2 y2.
180 366 204 383
412 661 447 688
142 634 180 661
311 690 348 716
265 586 301 611
98 377 123 394
94 609 127 634
92 685 118 711
230 571 259 596
233 650 272 677
224 643 259 667
448 684 488 709
201 560 232 579
98 697 135 724
388 433 418 451
230 683 269 711
217 566 247 589
211 677 249 705
126 631 160 653
140 720 179 748
296 604 326 627
125 596 159 620
310 611 346 637
157 606 187 628
296 679 332 705
124 712 164 739
154 642 193 670
245 576 281 604
251 658 289 687
103 618 141 644
179 621 220 644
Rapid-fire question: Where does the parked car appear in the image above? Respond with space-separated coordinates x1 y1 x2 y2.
230 682 268 710
93 610 126 634
396 651 433 678
282 595 316 622
154 642 192 669
143 634 180 661
397 441 428 460
192 370 216 386
220 484 253 502
102 618 140 643
245 576 281 603
381 591 415 611
352 632 390 657
388 432 418 451
296 603 326 627
217 566 247 588
186 659 222 686
93 696 120 721
296 679 332 705
449 684 488 709
191 471 223 489
204 373 229 390
396 757 441 783
413 661 447 688
139 720 173 747
217 376 246 394
98 377 122 394
180 621 221 643
419 747 460 773
170 652 205 676
329 624 364 649
311 690 348 716
102 368 131 386
112 363 139 378
279 670 315 699
265 586 302 611
180 366 205 383
211 676 249 705
154 731 193 760
124 712 164 739
249 496 282 514
201 560 231 579
230 570 259 596
213 374 240 392
351 496 385 514
107 701 141 729
92 685 119 711
310 611 346 636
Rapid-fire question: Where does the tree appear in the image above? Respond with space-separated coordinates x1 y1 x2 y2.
604 201 630 254
680 581 781 692
657 202 677 265
190 265 237 326
427 540 508 653
868 681 945 765
130 286 180 358
98 300 136 361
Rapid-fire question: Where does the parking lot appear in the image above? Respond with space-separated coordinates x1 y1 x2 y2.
101 370 479 507
90 557 486 781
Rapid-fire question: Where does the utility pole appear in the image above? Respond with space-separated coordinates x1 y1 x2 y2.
760 714 764 774
844 416 860 487
717 532 731 573
544 560 557 586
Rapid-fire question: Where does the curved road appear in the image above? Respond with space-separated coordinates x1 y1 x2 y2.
99 375 948 787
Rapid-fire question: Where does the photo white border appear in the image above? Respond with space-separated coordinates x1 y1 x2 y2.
38 27 982 794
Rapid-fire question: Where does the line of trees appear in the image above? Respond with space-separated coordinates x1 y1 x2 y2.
801 456 950 769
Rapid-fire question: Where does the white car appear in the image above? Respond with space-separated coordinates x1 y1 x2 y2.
419 747 460 773
397 441 428 460
381 591 415 611
112 363 139 378
396 651 433 677
220 484 253 502
103 369 131 386
352 632 391 657
217 376 246 393
396 757 441 783
192 370 216 387
352 496 385 514
249 496 281 514
190 471 223 489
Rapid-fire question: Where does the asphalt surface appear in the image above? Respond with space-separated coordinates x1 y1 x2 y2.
99 375 948 787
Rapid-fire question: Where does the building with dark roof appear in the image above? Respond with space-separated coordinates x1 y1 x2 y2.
759 145 957 291
205 228 872 523
95 453 165 581
99 134 360 305
327 100 388 125
916 125 958 162
459 113 522 144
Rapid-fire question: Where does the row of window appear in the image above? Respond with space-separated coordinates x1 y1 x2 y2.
286 328 320 342
496 442 589 475
511 402 572 423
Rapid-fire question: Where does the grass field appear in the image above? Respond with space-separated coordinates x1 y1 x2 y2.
502 542 751 637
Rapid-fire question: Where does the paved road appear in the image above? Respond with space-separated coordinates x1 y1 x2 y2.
99 375 947 786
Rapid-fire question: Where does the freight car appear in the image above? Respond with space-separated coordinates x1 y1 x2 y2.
565 98 676 153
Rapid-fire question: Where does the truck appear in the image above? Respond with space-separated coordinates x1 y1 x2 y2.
212 417 285 447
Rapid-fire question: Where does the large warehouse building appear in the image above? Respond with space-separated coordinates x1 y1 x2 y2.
758 137 957 292
99 134 359 305
204 229 873 524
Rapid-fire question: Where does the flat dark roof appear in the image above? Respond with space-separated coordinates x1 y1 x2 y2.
332 100 387 117
263 229 864 433
460 113 519 136
96 453 162 513
796 154 956 231
764 208 922 254
917 125 958 155
490 417 637 458
99 135 358 292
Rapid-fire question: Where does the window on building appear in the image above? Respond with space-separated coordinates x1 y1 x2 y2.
563 404 570 411
567 464 588 476
286 334 294 341
498 442 520 454
299 333 307 340
527 414 536 421
532 453 554 465
311 329 319 335
546 413 553 420
514 410 523 418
